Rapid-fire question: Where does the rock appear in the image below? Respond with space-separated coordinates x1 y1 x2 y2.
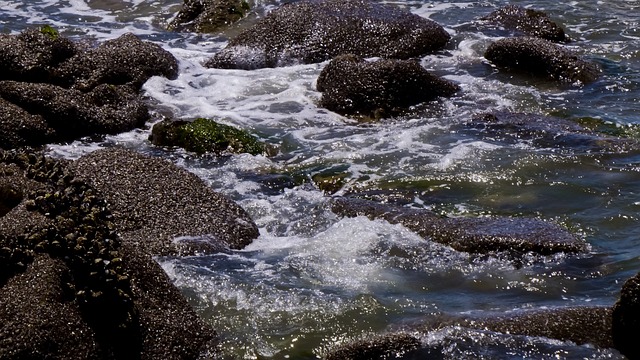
316 55 459 117
168 0 250 33
54 32 179 91
205 0 451 70
612 271 640 359
463 112 640 153
331 197 586 255
0 81 149 149
0 27 78 83
480 5 569 42
0 149 217 359
0 29 179 150
484 37 600 84
324 333 421 360
71 147 259 256
149 118 274 156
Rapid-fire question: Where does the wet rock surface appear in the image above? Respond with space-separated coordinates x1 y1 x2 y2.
484 37 600 84
205 0 451 69
331 197 586 255
71 147 260 256
168 0 250 33
150 117 274 156
317 55 459 117
480 5 569 42
324 333 421 360
0 29 178 150
0 149 217 359
612 271 640 360
463 112 640 153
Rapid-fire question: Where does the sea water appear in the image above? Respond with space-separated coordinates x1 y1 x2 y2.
2 0 639 358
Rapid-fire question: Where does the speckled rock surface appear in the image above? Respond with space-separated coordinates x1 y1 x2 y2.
168 0 250 33
480 5 569 42
0 29 178 150
484 37 600 84
0 149 217 359
205 0 451 69
71 147 259 256
324 333 421 360
331 197 586 255
316 55 459 117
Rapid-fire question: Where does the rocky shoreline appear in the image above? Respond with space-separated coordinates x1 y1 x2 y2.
1 1 639 359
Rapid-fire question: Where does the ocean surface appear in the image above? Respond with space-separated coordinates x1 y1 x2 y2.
2 0 640 358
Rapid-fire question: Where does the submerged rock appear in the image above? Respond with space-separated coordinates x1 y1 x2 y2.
484 37 600 84
169 0 250 33
324 333 421 360
480 5 569 42
205 0 450 69
0 149 217 359
331 197 586 255
71 147 259 256
0 29 178 150
150 117 273 156
316 55 459 117
464 112 640 153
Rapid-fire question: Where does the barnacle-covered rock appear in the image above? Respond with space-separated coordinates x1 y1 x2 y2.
205 0 451 69
168 0 251 33
0 149 218 359
480 5 569 42
317 55 459 117
71 147 260 256
484 37 600 84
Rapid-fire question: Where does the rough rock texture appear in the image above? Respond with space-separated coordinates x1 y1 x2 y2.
484 37 600 84
316 55 459 117
54 32 179 91
0 29 178 150
0 149 217 359
481 5 569 42
0 81 149 149
324 333 421 360
168 0 250 33
150 118 273 155
71 147 259 256
331 197 586 255
464 112 640 153
205 0 451 69
612 271 640 360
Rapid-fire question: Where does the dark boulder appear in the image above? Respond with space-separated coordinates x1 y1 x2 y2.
54 32 179 91
324 333 421 360
316 55 459 117
484 37 600 84
205 0 451 70
464 112 640 153
150 117 274 156
331 197 586 255
71 147 259 256
480 5 569 42
0 27 78 83
168 0 250 33
0 149 217 359
612 271 640 360
0 81 149 149
0 29 179 150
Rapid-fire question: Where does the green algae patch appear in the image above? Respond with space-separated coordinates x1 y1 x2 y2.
39 25 59 40
150 118 273 156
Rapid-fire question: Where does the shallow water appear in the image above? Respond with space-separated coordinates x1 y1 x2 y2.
3 0 640 358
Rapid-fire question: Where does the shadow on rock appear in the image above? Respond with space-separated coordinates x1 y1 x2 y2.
484 37 600 84
331 197 587 255
316 55 459 118
205 0 451 69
